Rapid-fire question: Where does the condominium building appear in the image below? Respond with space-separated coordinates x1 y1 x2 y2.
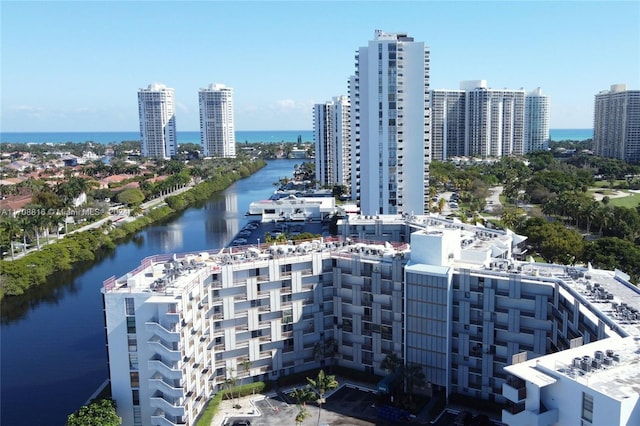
431 81 549 160
524 87 550 153
103 215 640 426
349 30 430 216
199 84 236 158
138 83 177 159
430 90 466 160
465 80 525 158
594 84 640 163
313 96 351 189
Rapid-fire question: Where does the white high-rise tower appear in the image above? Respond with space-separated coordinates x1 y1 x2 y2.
525 87 550 152
199 84 236 158
594 84 640 163
138 83 177 159
313 96 351 189
350 30 430 215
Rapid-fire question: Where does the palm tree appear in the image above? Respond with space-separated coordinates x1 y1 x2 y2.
290 386 315 426
380 353 402 374
306 369 338 426
0 217 21 259
237 359 252 405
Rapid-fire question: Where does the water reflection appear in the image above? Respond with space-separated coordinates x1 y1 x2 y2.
0 160 300 426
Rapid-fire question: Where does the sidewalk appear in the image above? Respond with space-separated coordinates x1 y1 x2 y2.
210 394 263 426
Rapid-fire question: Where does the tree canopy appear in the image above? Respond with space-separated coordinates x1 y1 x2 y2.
66 399 121 426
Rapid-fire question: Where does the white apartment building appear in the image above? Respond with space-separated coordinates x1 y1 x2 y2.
464 80 525 158
524 87 550 153
313 96 351 189
138 83 177 159
103 215 640 426
503 336 640 425
431 90 466 160
431 81 548 161
594 84 640 163
199 84 236 158
349 30 430 216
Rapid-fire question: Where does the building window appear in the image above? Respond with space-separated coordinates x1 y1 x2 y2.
582 392 593 423
128 336 137 352
130 371 139 387
128 352 139 370
132 389 140 405
282 309 293 324
126 317 136 334
125 298 135 315
133 407 141 425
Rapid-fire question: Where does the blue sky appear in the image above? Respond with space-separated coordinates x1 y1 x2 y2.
2 1 639 131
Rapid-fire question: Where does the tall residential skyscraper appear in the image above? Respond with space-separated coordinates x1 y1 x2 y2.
525 87 550 152
431 81 549 160
313 96 351 189
594 84 640 163
138 83 177 159
350 30 430 215
430 90 466 160
463 80 525 158
199 84 236 158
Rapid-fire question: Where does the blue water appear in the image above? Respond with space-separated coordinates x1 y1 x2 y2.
0 130 314 144
0 159 301 426
1 128 591 145
549 128 593 141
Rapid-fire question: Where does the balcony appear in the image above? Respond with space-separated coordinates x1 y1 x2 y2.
151 410 186 426
503 377 526 402
149 359 183 380
150 396 186 418
149 378 184 398
149 338 181 362
146 321 180 343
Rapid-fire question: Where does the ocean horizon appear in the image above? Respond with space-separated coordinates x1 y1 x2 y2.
0 128 592 144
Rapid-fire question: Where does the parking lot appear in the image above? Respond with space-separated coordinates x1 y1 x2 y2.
222 385 403 426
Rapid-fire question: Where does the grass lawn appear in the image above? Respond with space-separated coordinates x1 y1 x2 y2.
592 179 628 188
607 192 640 208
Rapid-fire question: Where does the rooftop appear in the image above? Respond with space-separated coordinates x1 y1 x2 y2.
507 336 640 401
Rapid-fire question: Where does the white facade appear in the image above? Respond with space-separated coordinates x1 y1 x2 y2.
524 87 550 153
138 83 177 159
503 337 640 425
431 90 466 160
313 96 351 189
247 195 338 222
104 215 640 425
350 30 430 216
431 81 548 160
464 80 526 158
594 84 640 163
199 84 236 158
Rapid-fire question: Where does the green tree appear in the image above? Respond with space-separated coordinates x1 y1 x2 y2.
290 386 315 426
66 399 121 426
0 217 21 259
116 188 145 206
306 369 339 426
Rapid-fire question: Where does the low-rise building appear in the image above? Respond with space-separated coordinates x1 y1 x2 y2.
102 215 640 426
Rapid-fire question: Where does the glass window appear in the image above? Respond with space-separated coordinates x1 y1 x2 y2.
125 298 135 315
130 371 139 387
127 317 136 334
582 392 593 423
128 336 137 352
129 352 138 369
132 389 140 405
282 309 293 324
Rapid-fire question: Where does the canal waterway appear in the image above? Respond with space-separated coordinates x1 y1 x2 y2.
0 159 301 426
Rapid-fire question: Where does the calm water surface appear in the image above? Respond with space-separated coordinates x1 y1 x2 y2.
0 159 300 426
